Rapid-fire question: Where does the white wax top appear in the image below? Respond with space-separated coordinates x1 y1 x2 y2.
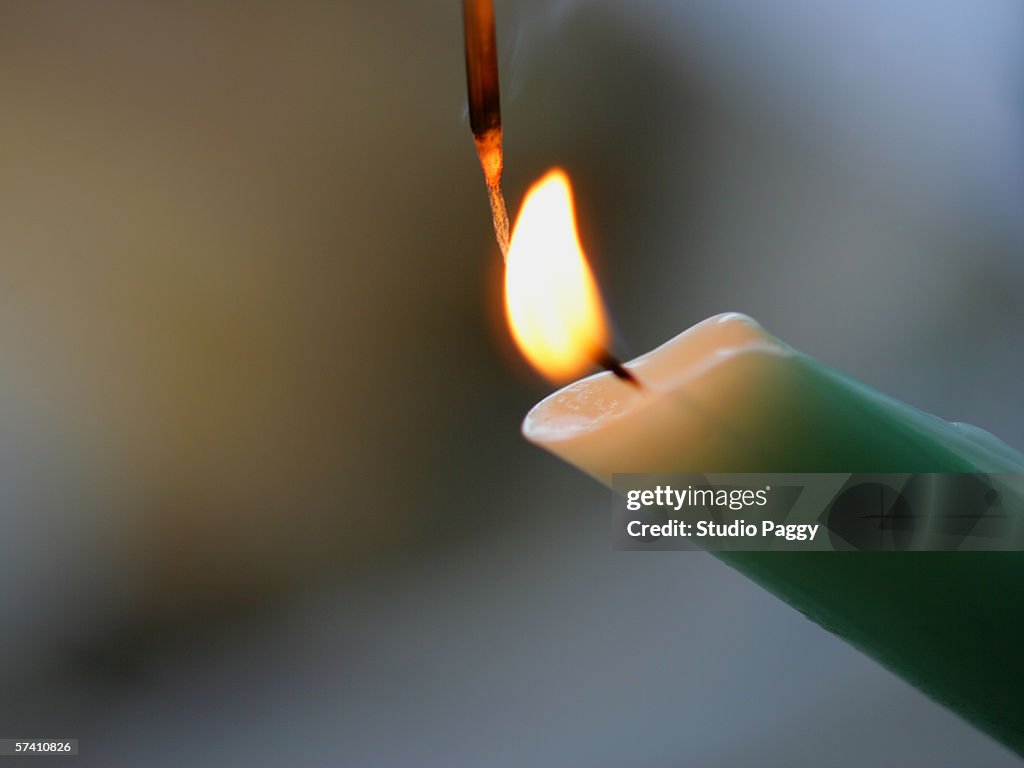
522 313 791 481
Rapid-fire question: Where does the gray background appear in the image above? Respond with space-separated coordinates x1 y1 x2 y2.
0 1 1022 765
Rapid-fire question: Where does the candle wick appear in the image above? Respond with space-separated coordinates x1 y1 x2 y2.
594 349 642 388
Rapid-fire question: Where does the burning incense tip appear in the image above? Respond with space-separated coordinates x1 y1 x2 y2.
463 0 509 259
486 178 510 258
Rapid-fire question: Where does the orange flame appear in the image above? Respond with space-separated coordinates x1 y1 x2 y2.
504 169 610 382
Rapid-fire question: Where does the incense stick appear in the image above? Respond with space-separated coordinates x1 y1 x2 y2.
462 0 510 258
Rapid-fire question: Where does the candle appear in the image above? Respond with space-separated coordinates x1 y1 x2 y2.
507 171 1024 755
523 312 1024 478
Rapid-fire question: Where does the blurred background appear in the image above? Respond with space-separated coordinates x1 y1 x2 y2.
0 1 1022 765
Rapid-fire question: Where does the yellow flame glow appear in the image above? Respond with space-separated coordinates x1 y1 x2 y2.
504 168 610 382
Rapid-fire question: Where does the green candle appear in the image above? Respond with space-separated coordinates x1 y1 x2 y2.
523 313 1024 755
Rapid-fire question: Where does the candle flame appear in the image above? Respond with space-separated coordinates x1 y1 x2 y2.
504 168 611 382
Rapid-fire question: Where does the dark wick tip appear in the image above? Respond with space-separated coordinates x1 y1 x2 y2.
594 350 642 388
